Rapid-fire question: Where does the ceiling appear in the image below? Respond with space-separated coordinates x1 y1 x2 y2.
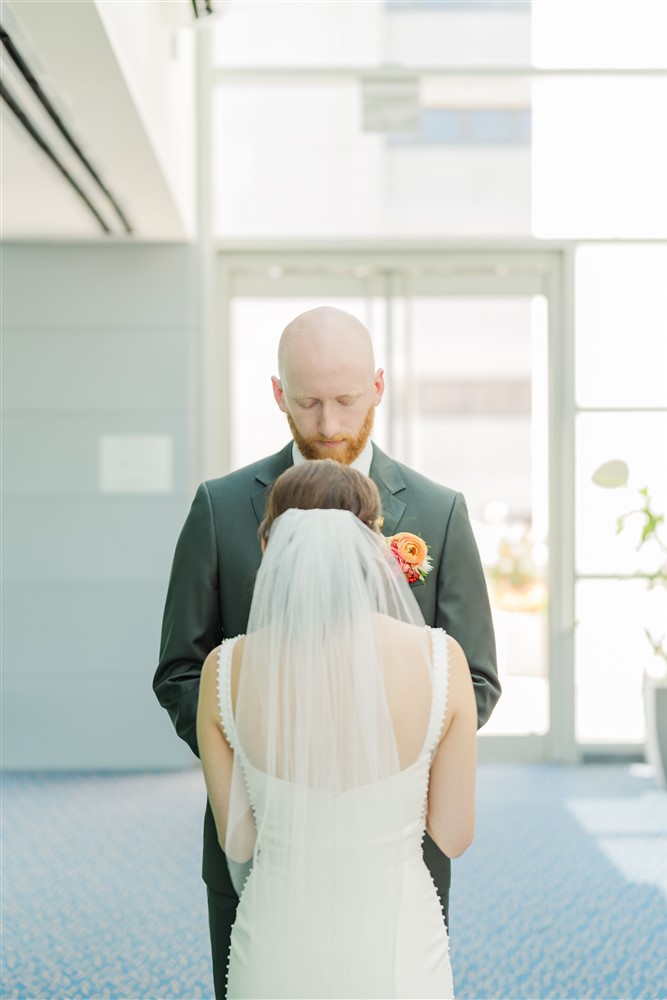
1 0 199 241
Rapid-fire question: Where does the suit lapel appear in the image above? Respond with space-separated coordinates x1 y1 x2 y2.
369 445 407 536
250 443 294 525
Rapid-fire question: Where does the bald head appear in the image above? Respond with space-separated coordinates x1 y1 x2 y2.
272 306 384 464
278 307 376 388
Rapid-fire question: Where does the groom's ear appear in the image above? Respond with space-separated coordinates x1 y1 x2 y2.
373 368 385 405
272 376 287 413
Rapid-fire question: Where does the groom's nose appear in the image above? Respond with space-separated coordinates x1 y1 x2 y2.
318 403 339 439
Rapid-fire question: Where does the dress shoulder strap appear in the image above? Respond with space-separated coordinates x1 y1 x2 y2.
216 636 242 751
423 627 450 756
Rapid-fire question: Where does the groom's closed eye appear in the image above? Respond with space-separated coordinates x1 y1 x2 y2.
293 395 361 408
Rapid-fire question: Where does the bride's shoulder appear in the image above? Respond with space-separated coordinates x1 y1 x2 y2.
442 632 468 674
201 643 221 680
440 634 473 721
373 612 420 634
200 636 246 714
373 613 430 656
426 630 469 687
201 636 245 681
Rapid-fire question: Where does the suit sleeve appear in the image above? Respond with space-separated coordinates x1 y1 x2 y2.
437 492 501 729
153 482 221 757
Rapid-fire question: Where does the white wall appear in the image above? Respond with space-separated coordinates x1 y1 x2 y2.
4 0 196 241
95 0 197 237
2 244 198 769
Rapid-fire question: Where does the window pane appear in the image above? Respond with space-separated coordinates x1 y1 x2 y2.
576 580 667 743
532 0 667 69
532 78 667 238
212 3 382 67
385 142 531 236
211 1 532 69
212 83 383 237
576 413 667 577
576 246 667 409
388 108 531 146
387 4 531 68
212 81 532 237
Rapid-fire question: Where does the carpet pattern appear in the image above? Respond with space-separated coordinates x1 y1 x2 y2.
2 764 666 1000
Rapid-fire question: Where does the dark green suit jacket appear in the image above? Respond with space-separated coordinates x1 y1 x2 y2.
154 442 500 893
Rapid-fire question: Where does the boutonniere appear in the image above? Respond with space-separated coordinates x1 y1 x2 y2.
385 531 433 585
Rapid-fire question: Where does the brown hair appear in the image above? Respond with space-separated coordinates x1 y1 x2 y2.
259 460 382 544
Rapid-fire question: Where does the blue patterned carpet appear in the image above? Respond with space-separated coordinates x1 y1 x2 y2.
2 764 666 1000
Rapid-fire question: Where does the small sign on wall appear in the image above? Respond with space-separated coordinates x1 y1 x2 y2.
98 434 174 494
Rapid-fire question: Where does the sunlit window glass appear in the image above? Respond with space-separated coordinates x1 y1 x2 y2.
576 246 667 409
576 413 667 578
532 0 667 69
532 78 667 238
212 2 381 67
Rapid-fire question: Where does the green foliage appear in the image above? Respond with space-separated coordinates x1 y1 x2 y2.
616 487 667 550
615 485 667 668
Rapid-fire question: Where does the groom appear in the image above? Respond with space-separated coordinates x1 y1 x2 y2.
154 306 500 997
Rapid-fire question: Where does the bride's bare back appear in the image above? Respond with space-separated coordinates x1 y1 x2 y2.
227 615 476 859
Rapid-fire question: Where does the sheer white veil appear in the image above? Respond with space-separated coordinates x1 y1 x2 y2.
224 506 430 996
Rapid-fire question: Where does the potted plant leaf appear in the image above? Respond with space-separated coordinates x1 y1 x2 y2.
592 459 667 787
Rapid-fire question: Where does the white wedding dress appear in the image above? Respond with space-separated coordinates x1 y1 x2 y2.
217 627 454 1000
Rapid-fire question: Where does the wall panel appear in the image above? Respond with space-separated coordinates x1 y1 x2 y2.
2 244 198 769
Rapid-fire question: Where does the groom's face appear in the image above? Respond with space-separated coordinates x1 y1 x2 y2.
272 345 384 465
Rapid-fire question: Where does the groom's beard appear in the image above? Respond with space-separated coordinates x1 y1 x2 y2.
287 405 375 465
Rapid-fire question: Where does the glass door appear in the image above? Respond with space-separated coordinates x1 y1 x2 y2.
218 250 564 759
387 276 550 741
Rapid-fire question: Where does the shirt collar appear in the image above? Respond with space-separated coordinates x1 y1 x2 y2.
291 439 374 476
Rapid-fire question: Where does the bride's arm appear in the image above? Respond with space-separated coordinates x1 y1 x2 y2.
196 648 234 850
426 636 477 859
197 646 256 861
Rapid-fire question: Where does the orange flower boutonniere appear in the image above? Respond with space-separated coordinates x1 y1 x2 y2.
385 531 433 585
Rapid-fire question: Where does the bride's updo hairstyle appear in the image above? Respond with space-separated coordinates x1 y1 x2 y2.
259 459 382 546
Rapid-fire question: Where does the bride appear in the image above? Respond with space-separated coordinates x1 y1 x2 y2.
197 459 476 999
